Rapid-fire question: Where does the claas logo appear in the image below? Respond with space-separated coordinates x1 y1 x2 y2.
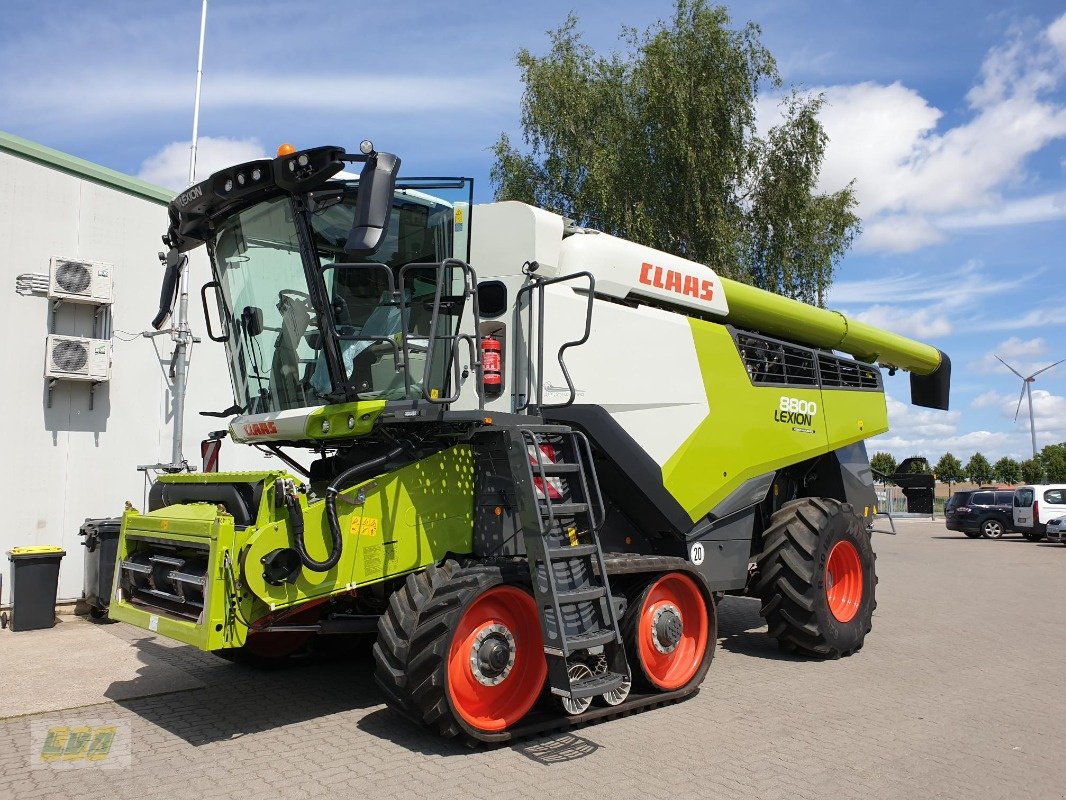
639 262 714 301
243 421 278 437
39 725 116 763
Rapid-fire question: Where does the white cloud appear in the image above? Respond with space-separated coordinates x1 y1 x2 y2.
938 191 1066 229
763 13 1066 254
970 336 1058 376
857 214 944 253
870 391 1066 462
137 136 267 191
983 307 1066 331
850 303 952 338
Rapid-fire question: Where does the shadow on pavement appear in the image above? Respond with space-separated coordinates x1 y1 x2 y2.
716 595 806 662
109 636 383 746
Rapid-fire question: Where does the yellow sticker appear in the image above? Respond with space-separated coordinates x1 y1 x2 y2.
430 388 440 399
454 207 464 224
567 527 579 546
349 517 379 537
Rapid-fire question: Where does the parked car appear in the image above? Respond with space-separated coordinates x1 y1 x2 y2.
945 488 1018 538
1046 516 1066 544
1013 485 1066 541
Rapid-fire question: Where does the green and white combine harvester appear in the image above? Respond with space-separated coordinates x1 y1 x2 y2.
110 142 950 742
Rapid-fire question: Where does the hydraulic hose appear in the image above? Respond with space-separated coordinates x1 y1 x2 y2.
294 446 404 573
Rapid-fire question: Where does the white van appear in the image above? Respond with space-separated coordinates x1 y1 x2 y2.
1013 485 1066 540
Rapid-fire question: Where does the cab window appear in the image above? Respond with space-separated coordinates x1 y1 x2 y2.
1045 489 1065 504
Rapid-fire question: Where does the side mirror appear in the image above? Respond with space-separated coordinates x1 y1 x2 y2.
344 151 401 254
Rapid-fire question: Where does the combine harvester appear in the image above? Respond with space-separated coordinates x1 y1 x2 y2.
109 142 950 742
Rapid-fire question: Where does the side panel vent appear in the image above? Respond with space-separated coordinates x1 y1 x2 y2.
818 354 882 390
732 328 881 392
735 332 818 387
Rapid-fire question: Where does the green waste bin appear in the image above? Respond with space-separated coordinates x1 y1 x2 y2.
7 546 65 632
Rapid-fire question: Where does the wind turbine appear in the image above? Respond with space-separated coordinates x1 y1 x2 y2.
995 355 1064 460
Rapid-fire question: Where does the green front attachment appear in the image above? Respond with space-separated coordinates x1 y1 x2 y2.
109 448 476 652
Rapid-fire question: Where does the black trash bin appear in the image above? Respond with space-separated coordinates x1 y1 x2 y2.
7 546 65 632
79 518 122 619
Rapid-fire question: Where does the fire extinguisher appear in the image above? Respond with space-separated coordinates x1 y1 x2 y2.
481 335 503 397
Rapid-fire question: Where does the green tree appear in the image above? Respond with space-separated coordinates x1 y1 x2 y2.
904 456 931 473
491 1 859 305
1040 442 1066 483
992 456 1021 485
965 452 994 486
1020 458 1044 485
870 451 896 483
934 452 964 494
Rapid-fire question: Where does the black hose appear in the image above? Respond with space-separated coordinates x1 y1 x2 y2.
293 446 405 573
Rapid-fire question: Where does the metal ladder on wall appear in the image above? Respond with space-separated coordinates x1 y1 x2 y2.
508 424 629 701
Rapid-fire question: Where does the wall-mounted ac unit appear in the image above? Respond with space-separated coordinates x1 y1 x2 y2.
48 258 114 305
45 335 112 382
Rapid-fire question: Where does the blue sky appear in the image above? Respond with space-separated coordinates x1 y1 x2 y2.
2 0 1064 464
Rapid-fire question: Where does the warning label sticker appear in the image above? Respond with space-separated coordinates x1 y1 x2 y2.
350 517 379 537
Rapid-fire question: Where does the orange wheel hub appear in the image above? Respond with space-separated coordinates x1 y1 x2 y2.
446 585 546 732
825 540 864 623
637 573 709 691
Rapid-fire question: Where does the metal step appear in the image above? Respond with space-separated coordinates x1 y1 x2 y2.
568 671 627 699
564 628 618 650
556 586 606 604
539 502 588 516
546 543 598 559
541 463 580 475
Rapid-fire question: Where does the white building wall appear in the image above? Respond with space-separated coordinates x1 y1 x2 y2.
0 149 270 603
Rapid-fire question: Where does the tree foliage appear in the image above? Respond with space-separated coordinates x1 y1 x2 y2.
1020 457 1044 485
869 452 896 483
964 452 994 486
491 1 859 304
934 453 964 489
992 456 1021 485
1041 442 1066 483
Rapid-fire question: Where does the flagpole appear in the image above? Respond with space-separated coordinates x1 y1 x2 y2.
170 0 207 469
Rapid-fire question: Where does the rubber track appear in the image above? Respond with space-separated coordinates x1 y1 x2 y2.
754 497 876 657
373 554 712 746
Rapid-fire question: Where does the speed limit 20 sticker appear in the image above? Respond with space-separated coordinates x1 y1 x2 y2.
689 541 705 566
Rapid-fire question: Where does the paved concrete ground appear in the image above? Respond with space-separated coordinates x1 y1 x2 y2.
2 519 1065 800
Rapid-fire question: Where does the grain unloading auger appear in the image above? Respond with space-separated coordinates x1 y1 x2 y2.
109 142 950 743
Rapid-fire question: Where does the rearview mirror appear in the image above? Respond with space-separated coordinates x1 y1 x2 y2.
344 151 401 255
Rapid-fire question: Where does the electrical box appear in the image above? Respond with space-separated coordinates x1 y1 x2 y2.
48 258 114 305
44 334 112 382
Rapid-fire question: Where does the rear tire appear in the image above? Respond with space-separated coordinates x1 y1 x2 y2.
981 518 1005 539
756 498 876 658
1024 531 1045 542
373 561 546 739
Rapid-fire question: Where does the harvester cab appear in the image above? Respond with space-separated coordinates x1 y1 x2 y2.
110 140 950 743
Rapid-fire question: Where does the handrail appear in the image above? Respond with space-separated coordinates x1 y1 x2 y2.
514 268 597 412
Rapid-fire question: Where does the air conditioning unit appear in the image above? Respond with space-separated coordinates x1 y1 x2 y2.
45 335 112 382
48 257 114 305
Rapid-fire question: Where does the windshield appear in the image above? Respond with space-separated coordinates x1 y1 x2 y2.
213 196 326 415
210 180 474 414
